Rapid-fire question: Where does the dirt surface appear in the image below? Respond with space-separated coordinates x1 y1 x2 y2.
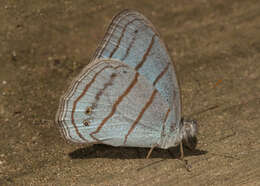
0 0 259 185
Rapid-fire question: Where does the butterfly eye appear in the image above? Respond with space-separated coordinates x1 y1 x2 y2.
83 119 90 126
85 107 92 115
123 70 127 74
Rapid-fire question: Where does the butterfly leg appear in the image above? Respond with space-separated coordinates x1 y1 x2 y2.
146 144 159 159
180 140 184 160
179 141 192 171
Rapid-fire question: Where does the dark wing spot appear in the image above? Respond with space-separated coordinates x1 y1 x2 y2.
111 73 117 78
83 119 90 126
85 107 92 115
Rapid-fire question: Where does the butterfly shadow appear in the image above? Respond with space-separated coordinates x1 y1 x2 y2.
69 144 207 160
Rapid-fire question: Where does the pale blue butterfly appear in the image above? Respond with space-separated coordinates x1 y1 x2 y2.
56 10 197 159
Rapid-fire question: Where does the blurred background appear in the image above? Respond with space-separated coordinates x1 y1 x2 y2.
0 0 259 185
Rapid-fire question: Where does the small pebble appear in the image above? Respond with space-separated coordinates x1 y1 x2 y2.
12 51 16 57
0 160 4 165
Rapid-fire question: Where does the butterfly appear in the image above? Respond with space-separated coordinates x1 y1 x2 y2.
56 9 198 159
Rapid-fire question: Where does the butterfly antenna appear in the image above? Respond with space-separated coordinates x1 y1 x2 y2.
186 105 219 119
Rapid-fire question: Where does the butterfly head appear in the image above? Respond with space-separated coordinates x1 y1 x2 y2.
180 118 198 150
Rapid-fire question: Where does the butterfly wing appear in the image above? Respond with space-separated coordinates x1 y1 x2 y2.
56 59 171 148
92 10 181 130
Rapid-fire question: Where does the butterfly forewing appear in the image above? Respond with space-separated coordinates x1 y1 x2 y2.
93 10 181 126
56 59 170 147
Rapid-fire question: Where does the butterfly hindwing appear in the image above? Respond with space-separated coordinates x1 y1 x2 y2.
56 59 171 148
93 10 181 128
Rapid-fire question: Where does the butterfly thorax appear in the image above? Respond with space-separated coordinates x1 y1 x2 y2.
162 118 197 149
179 119 198 150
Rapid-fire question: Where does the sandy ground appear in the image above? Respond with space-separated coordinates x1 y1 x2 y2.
0 0 259 185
